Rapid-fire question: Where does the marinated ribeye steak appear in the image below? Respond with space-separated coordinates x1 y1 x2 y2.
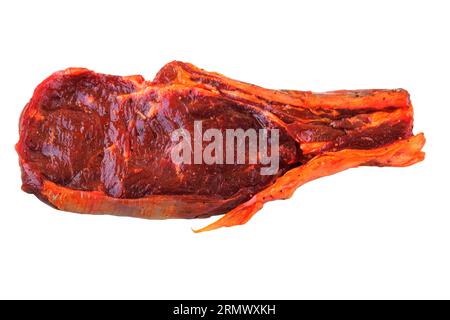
16 61 425 232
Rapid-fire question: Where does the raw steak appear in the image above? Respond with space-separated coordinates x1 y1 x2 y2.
16 61 425 232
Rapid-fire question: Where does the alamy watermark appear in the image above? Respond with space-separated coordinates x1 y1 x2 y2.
170 121 279 175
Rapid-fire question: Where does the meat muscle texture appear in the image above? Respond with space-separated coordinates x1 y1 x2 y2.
16 61 425 232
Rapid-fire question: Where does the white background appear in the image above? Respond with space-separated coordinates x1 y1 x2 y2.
0 0 449 299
